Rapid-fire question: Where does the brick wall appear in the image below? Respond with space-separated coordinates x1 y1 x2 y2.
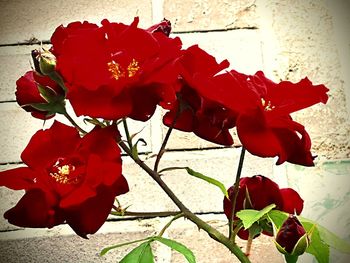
0 0 349 262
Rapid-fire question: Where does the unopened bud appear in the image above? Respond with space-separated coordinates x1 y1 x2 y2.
31 49 43 74
275 215 309 256
39 50 57 75
147 18 172 36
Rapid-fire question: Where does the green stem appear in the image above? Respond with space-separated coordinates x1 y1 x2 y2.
158 213 184 237
246 236 253 257
118 140 250 263
229 147 246 241
110 210 181 218
122 118 133 149
154 125 173 172
232 221 244 242
153 106 181 173
63 110 87 135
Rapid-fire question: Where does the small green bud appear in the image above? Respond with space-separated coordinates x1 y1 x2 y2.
39 50 57 75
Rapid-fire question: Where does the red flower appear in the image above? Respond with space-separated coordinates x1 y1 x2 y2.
163 45 236 145
223 175 303 240
200 70 329 166
0 121 128 238
51 17 182 121
15 70 64 120
276 215 308 255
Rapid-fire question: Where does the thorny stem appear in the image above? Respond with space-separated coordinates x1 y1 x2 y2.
157 213 184 237
229 147 246 241
118 140 251 263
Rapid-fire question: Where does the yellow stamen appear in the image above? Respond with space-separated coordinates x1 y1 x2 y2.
127 59 140 77
261 98 275 111
50 164 79 184
107 59 140 80
107 61 125 80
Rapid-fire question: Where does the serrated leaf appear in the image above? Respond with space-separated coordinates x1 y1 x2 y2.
120 241 154 263
153 236 196 263
185 167 228 198
236 204 276 229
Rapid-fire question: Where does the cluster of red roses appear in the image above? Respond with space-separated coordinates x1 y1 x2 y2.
0 17 328 243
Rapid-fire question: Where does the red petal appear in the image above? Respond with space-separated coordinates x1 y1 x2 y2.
0 167 36 190
21 121 80 169
4 188 63 228
240 175 284 210
64 184 117 238
255 71 329 115
68 85 132 119
15 71 45 105
280 188 304 215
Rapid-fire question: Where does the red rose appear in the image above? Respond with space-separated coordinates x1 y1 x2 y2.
15 70 64 120
163 45 236 145
197 70 329 166
223 175 303 240
0 121 128 238
51 17 182 121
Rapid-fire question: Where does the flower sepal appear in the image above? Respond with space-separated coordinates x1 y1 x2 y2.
274 232 309 256
28 80 66 116
29 99 66 116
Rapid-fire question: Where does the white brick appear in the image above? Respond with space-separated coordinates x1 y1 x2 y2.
0 0 153 45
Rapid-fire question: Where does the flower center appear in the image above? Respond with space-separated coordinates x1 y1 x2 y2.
261 98 275 111
49 158 81 185
107 59 140 80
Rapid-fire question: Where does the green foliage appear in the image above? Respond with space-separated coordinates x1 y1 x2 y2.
101 236 196 263
236 204 276 229
100 238 150 256
119 241 154 263
152 236 196 263
184 167 228 198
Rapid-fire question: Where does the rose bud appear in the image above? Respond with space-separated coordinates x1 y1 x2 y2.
15 71 65 119
146 18 172 36
31 49 43 74
275 215 309 256
38 50 57 75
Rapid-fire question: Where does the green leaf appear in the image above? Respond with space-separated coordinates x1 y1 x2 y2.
185 167 228 198
153 236 196 263
267 210 289 230
236 204 276 229
100 237 151 256
305 224 330 263
300 216 350 254
248 223 263 239
120 241 154 263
